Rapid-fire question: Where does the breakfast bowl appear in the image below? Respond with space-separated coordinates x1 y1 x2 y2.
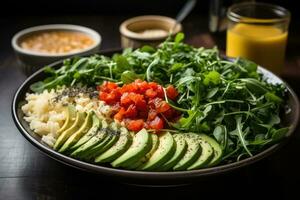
12 41 299 186
12 24 101 75
120 15 182 48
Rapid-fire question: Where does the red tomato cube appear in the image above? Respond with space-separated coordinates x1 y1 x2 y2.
127 119 145 131
149 116 164 130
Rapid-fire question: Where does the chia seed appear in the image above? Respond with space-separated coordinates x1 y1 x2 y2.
53 85 99 102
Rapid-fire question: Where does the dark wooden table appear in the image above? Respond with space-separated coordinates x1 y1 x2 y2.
1 15 300 200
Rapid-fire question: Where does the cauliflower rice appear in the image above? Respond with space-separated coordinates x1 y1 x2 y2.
22 87 111 147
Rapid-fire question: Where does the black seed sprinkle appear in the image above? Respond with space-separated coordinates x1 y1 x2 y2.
53 85 99 102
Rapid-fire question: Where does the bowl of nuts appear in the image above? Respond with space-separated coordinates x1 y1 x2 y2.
12 24 101 75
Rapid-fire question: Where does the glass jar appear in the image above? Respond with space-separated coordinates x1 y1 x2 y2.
226 2 291 74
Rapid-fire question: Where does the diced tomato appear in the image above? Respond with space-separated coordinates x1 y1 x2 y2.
124 104 138 118
120 83 139 93
107 93 118 104
106 82 118 90
136 100 147 111
138 110 148 119
98 80 180 132
145 88 157 98
149 116 164 130
138 81 149 94
161 108 174 119
130 94 147 110
156 85 164 98
148 109 157 121
166 85 179 100
149 98 169 112
135 80 149 93
148 97 160 109
127 119 145 131
114 107 126 121
111 103 121 115
120 93 133 107
98 81 118 93
148 98 155 109
143 123 150 129
99 91 108 101
99 92 116 105
130 93 144 103
156 101 170 113
148 82 158 90
112 89 121 100
99 84 121 105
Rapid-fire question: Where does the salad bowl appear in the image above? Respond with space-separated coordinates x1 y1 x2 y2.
12 49 299 185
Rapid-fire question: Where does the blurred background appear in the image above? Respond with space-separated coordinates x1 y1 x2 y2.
1 0 300 76
1 0 298 15
1 1 299 44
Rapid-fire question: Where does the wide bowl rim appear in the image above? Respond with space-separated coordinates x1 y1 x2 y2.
11 24 102 58
12 50 299 179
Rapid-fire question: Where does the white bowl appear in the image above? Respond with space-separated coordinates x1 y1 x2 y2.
12 24 102 75
119 15 182 48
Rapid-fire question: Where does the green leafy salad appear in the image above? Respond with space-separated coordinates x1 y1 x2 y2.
27 33 289 169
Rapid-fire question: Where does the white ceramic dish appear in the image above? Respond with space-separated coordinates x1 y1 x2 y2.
12 24 102 75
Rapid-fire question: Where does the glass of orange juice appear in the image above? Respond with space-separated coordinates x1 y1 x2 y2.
226 2 290 74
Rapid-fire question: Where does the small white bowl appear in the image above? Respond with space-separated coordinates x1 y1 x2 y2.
12 24 102 75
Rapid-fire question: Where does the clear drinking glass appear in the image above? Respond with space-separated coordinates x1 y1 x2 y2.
226 2 291 74
209 0 255 32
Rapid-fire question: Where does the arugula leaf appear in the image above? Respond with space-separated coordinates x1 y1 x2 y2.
140 45 156 53
175 32 185 44
113 54 132 72
271 127 289 141
213 125 228 150
30 81 45 93
230 116 253 156
236 57 257 73
121 71 143 84
206 87 219 99
265 92 283 103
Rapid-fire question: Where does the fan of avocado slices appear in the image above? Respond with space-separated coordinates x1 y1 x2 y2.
53 106 222 171
30 33 290 170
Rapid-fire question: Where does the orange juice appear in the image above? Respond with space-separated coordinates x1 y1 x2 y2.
226 24 288 74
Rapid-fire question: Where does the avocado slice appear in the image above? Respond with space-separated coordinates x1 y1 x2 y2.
70 114 101 151
198 134 223 167
70 120 109 158
125 134 159 169
57 105 76 136
53 111 86 151
139 132 175 171
160 134 187 171
111 129 152 168
58 111 93 153
85 122 120 160
173 134 201 171
95 127 133 163
79 134 112 161
187 133 214 170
